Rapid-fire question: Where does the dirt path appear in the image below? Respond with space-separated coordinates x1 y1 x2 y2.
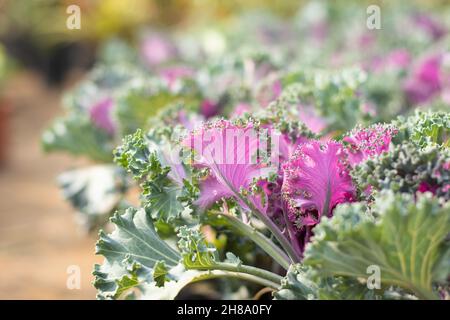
0 73 101 299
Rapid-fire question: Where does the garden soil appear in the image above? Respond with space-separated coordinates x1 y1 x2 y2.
0 72 101 299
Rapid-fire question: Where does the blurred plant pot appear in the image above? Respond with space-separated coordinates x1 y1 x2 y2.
0 97 10 166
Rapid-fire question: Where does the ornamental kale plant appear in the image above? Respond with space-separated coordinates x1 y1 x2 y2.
42 2 450 300
93 107 449 300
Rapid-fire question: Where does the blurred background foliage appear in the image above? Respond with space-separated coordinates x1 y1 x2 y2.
1 0 449 86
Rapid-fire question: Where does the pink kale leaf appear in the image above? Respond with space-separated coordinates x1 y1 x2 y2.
343 123 397 166
182 120 272 211
281 140 355 228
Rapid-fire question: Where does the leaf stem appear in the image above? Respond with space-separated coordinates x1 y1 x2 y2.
210 211 290 270
189 262 283 289
209 161 301 264
191 271 280 290
238 194 302 264
410 286 439 300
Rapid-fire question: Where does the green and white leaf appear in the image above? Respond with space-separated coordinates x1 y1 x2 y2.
274 264 413 300
273 67 368 133
177 226 283 289
58 164 128 230
393 110 450 149
94 207 190 299
115 81 200 136
42 115 114 162
93 207 257 299
274 264 317 300
114 129 186 223
304 191 450 300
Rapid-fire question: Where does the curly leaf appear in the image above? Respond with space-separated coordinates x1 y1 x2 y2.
352 142 450 199
393 111 450 149
304 191 450 299
343 123 397 166
94 209 258 299
182 120 273 212
142 181 185 222
114 129 153 179
275 264 399 300
115 130 185 222
275 68 368 132
282 140 355 227
116 84 199 136
274 264 317 300
153 261 170 287
178 226 219 269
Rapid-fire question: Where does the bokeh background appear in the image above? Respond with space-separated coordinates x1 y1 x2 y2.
0 0 307 300
0 0 449 299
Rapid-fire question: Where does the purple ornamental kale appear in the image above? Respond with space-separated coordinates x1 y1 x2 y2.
89 98 116 135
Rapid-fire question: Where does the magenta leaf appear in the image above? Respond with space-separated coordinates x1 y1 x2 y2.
403 54 443 105
182 120 273 211
89 98 116 135
140 34 176 66
343 123 397 166
281 140 355 226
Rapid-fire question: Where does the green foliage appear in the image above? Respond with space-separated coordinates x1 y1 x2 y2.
247 105 317 143
304 191 450 299
274 264 421 300
114 129 186 223
41 64 146 163
115 81 201 136
114 129 153 179
275 264 382 300
363 71 405 122
274 68 368 133
274 264 317 300
177 226 283 289
58 165 128 231
42 115 114 162
141 176 185 223
178 226 219 269
313 276 379 300
93 208 219 299
352 141 450 199
62 64 143 112
93 208 181 299
152 261 170 287
393 111 450 149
